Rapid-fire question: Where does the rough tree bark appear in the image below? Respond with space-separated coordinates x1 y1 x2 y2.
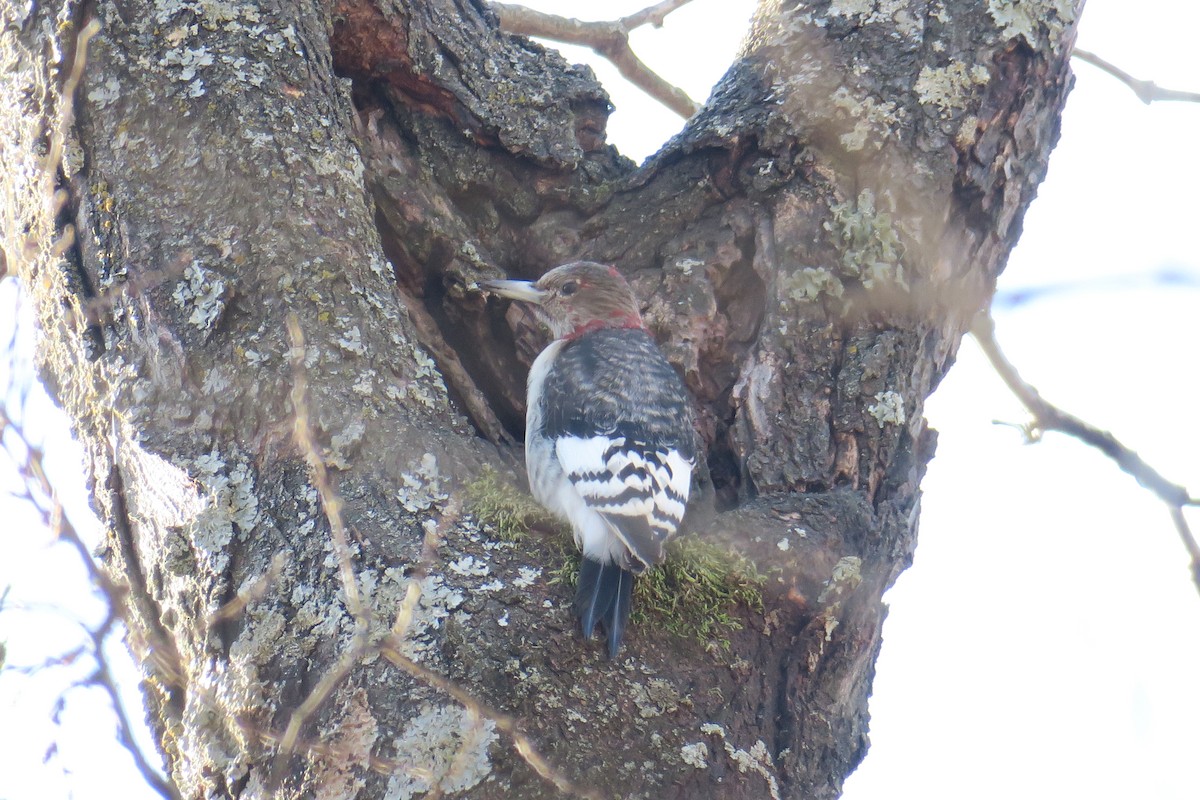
3 0 1079 798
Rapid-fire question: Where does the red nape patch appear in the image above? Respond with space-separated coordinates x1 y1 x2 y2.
565 314 645 341
606 265 625 281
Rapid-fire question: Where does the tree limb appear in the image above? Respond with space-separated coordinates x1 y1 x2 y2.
1073 49 1200 104
970 311 1200 595
491 1 701 118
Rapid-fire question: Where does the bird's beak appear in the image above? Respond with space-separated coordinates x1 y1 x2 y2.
479 279 546 305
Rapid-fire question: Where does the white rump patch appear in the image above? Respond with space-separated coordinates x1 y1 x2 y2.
550 435 693 565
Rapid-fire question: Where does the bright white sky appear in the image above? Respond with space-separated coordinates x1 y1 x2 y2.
2 1 1198 798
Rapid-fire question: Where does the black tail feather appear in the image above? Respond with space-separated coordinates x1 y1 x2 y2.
605 568 634 659
574 557 636 658
575 557 608 638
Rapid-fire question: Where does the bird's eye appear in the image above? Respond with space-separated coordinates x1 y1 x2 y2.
560 281 579 296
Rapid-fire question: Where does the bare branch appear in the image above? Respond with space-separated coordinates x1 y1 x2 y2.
273 315 375 777
0 18 181 795
247 722 433 779
971 311 1200 595
1073 49 1200 104
286 315 370 625
491 1 701 119
271 630 373 781
621 0 696 30
85 609 182 800
0 408 180 800
41 20 100 191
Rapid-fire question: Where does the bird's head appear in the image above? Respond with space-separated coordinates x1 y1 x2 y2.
480 261 644 340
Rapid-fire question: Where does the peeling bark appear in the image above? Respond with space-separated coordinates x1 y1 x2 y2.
3 0 1078 798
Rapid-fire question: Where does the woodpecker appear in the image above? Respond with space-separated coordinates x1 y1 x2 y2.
481 262 695 658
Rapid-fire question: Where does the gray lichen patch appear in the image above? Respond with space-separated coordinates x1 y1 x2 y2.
142 0 303 96
404 347 450 411
780 266 846 304
827 0 875 17
223 607 302 757
867 390 906 427
190 450 261 567
824 189 908 291
818 556 863 606
448 555 490 578
383 704 497 800
987 0 1079 50
228 603 289 669
176 680 244 791
391 574 466 663
629 677 684 719
396 453 449 514
291 577 348 642
335 324 366 356
327 418 366 470
830 86 903 152
813 555 865 652
915 61 991 117
86 75 122 108
680 741 709 768
172 260 229 334
826 0 923 39
955 114 982 150
159 41 214 96
699 723 781 800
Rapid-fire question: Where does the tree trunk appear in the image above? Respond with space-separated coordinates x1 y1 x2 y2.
4 0 1078 797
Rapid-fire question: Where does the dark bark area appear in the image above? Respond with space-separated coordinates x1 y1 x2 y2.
4 0 1078 798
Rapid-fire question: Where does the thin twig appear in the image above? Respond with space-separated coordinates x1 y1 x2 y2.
377 498 590 797
86 609 183 800
206 553 288 625
247 722 430 778
0 410 180 800
275 328 587 794
971 311 1200 594
622 0 695 29
271 631 373 781
273 315 374 777
286 315 369 623
42 19 101 182
1073 49 1200 105
491 0 701 118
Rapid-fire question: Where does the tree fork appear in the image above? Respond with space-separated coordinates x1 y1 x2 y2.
6 0 1078 797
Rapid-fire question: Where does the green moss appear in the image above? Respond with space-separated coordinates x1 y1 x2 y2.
468 470 764 646
465 467 563 542
638 537 764 645
552 536 765 647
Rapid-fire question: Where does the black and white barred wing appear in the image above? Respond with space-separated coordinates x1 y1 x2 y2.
539 328 697 569
555 435 693 570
